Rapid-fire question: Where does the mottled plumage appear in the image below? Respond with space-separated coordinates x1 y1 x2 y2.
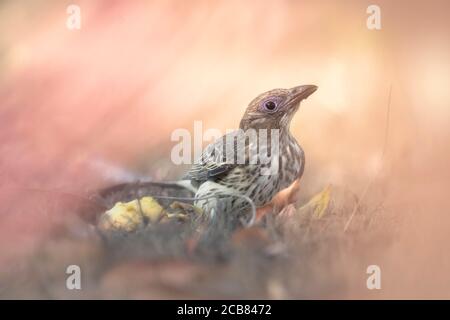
183 85 317 222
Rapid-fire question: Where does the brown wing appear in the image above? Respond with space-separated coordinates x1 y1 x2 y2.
183 130 251 183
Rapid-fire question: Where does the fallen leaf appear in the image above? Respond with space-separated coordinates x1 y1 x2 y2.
98 197 165 232
298 185 331 219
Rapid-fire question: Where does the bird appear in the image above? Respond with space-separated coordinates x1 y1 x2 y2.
181 85 318 225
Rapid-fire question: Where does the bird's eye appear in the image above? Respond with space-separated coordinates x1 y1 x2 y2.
264 100 277 112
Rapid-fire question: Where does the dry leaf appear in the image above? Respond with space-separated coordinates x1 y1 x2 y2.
298 185 331 219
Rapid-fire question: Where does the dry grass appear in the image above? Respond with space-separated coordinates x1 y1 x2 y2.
0 179 397 299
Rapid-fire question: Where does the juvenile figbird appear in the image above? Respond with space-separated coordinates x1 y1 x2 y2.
182 85 318 223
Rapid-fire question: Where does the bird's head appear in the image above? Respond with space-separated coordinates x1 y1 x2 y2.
239 85 317 131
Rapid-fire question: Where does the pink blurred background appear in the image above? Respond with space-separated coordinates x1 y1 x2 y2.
0 0 449 298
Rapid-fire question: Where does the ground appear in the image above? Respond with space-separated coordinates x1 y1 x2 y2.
0 177 395 299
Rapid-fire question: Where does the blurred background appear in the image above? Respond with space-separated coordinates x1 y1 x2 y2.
0 0 449 298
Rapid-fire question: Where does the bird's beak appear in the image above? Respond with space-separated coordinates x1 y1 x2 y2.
287 85 318 104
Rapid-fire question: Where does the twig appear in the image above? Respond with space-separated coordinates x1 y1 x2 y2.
344 85 392 232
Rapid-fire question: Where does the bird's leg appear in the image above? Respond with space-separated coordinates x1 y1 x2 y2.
255 178 302 221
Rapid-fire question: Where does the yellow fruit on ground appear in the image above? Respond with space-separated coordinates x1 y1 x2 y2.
98 197 165 232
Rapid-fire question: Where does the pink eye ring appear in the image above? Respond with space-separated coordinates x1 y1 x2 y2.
261 99 280 113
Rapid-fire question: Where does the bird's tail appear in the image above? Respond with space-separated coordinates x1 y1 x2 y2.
96 179 197 199
88 156 197 195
